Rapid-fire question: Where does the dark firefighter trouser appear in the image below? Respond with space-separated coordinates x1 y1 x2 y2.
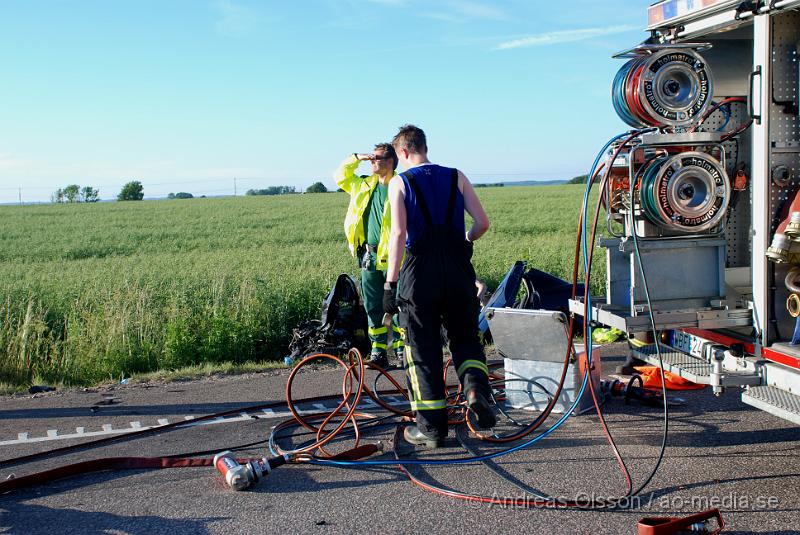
360 251 403 355
397 245 491 437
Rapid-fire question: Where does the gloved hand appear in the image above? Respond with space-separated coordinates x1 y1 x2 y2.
383 281 399 315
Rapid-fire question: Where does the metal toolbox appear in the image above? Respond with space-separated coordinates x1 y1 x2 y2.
486 308 599 414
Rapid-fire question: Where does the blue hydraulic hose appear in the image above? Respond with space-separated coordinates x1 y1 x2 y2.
612 60 642 128
580 132 629 345
579 133 626 366
580 129 653 322
715 104 731 131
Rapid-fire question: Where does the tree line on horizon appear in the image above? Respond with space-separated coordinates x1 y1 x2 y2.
567 174 589 184
48 175 588 206
51 180 145 203
51 185 100 203
246 185 296 196
50 180 332 204
247 182 328 195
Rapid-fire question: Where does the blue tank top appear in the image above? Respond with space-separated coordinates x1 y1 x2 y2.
400 164 465 250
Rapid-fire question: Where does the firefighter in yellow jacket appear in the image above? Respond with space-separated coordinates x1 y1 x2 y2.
335 143 404 368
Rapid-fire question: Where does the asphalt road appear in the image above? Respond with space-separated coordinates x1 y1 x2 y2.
1 345 799 535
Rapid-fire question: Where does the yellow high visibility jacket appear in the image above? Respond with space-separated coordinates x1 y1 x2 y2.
334 154 395 270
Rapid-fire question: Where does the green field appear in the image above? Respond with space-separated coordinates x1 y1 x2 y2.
0 185 601 387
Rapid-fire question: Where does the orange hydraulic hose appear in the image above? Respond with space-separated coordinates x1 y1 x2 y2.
280 348 469 458
283 350 367 456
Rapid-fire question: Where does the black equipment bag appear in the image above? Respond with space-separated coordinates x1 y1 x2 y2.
287 274 370 360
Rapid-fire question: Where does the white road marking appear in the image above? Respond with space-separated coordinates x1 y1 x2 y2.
0 400 352 447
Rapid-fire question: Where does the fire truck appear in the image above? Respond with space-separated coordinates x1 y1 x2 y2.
566 0 800 424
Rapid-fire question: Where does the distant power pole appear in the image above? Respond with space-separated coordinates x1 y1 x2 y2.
234 178 237 196
18 187 22 206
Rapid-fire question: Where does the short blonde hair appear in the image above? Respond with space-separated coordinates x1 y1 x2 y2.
392 124 427 154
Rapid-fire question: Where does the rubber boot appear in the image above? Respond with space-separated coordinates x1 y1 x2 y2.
466 388 496 429
368 351 389 369
403 425 446 448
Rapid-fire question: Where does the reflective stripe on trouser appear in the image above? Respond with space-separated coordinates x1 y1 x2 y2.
369 326 388 351
393 325 405 350
457 359 489 378
398 248 491 438
402 344 445 411
361 260 402 353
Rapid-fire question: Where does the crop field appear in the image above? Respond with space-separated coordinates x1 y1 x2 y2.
0 185 601 388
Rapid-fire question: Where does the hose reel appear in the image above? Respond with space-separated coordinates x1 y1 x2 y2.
613 49 713 128
637 151 730 233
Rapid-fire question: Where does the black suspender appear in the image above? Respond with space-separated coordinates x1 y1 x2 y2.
403 172 433 227
445 168 458 225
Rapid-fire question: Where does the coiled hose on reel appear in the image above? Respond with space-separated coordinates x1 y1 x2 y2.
637 151 730 233
613 48 713 128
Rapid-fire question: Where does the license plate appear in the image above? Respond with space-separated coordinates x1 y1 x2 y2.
670 330 706 358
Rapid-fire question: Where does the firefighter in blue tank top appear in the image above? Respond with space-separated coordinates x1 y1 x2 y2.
335 143 405 369
383 124 496 447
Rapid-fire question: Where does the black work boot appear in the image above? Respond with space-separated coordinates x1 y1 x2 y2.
368 351 389 369
403 425 446 448
466 388 496 429
394 347 405 369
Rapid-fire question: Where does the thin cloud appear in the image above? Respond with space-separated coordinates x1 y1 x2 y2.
362 0 506 23
446 0 506 20
213 0 259 37
420 0 507 23
0 153 27 170
495 24 638 50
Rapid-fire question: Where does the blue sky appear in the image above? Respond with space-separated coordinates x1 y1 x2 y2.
0 0 654 202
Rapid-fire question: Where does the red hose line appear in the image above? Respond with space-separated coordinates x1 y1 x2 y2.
581 131 644 495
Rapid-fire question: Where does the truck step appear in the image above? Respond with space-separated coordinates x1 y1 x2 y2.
631 344 761 387
742 386 800 426
631 344 713 384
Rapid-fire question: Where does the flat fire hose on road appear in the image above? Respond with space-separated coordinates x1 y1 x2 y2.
0 457 214 494
0 446 380 494
638 509 725 535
